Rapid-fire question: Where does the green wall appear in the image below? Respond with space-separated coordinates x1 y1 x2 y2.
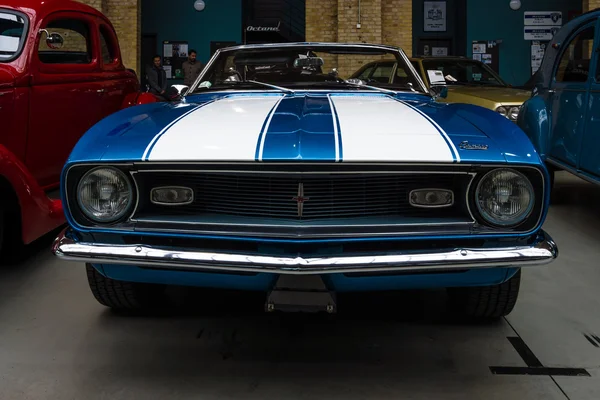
141 0 242 83
467 0 581 86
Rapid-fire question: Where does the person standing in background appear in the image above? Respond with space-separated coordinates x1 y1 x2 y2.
182 49 204 86
146 55 168 99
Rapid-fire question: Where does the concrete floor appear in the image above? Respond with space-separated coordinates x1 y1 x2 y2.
0 171 599 399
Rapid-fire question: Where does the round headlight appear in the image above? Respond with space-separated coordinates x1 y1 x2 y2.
509 106 520 121
77 167 134 223
475 168 535 227
496 106 508 117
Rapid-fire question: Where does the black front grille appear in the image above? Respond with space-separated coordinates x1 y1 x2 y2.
133 171 472 221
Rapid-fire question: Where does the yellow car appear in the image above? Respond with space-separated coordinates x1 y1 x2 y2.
349 56 531 122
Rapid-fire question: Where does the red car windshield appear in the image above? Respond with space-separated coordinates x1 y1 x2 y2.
0 10 27 62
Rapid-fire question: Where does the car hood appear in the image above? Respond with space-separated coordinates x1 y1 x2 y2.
67 92 541 166
447 85 531 104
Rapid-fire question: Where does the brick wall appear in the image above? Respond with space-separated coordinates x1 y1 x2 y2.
305 0 339 72
337 0 381 77
105 0 141 74
76 0 141 74
305 0 338 42
382 0 412 55
306 0 412 78
585 0 600 11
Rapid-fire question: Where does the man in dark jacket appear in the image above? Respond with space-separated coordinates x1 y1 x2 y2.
146 55 167 98
182 49 204 86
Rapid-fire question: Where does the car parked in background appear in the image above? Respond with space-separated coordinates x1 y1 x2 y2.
518 9 600 187
0 0 144 256
53 42 557 321
350 56 531 122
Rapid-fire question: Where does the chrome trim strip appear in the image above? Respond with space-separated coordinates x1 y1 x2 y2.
129 170 141 221
66 161 540 169
546 158 600 186
52 228 558 275
133 219 474 228
130 221 475 239
134 169 472 175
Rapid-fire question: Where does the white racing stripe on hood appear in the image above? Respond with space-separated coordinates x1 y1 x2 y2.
329 95 455 162
146 95 284 161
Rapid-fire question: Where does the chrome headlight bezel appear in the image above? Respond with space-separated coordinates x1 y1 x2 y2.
472 168 536 228
508 106 520 121
496 105 521 121
75 166 135 224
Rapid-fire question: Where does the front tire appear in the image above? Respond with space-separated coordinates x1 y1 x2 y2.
447 269 521 320
86 263 166 310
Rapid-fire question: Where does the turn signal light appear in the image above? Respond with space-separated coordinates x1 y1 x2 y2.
409 189 454 208
150 186 194 205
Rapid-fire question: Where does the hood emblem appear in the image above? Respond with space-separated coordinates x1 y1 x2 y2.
292 183 310 218
459 140 488 150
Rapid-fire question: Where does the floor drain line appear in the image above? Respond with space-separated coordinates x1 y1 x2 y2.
489 336 591 377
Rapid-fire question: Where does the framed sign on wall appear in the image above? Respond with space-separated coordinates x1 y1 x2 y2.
424 1 447 32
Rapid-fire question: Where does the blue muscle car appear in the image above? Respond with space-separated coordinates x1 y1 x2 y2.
52 43 558 320
518 9 600 189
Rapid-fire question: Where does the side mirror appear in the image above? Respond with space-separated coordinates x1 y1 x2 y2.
429 85 448 99
39 29 64 49
170 84 189 96
164 85 189 101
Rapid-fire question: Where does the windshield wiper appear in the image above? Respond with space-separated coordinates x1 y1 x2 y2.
217 79 295 94
246 80 295 94
345 79 423 95
340 79 397 95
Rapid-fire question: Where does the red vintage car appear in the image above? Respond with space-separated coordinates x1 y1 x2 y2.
0 0 155 256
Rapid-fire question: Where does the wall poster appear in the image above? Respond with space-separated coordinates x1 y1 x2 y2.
472 40 500 73
424 1 447 32
162 40 189 79
531 41 547 75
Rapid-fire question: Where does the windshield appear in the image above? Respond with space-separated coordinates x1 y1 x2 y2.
0 10 28 62
421 59 506 86
189 44 426 94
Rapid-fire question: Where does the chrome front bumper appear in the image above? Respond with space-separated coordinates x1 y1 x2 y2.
52 228 558 275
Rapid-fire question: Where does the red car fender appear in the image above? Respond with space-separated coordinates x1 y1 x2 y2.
121 92 160 109
0 145 64 245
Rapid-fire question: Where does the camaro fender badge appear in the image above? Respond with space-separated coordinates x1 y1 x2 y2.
292 183 310 218
459 140 489 150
